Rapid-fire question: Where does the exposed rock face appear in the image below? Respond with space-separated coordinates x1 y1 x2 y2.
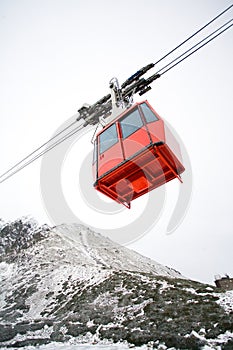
0 218 233 349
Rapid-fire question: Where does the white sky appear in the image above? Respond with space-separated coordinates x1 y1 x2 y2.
0 0 233 284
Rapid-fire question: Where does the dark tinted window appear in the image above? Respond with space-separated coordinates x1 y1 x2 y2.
120 108 143 139
141 103 159 123
99 123 118 154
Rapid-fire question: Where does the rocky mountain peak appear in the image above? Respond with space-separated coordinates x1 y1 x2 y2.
0 217 50 263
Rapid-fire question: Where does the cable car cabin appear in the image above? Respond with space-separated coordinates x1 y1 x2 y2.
92 101 185 208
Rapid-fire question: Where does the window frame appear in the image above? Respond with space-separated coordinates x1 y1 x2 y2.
99 123 119 154
119 107 144 140
140 102 159 124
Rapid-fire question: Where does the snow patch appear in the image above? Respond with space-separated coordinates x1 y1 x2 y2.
215 290 233 313
158 280 174 294
0 261 15 282
0 262 15 308
188 329 233 349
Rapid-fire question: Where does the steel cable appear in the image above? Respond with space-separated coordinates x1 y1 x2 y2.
0 119 78 181
0 122 85 184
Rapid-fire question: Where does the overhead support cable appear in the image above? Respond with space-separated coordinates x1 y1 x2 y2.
122 3 233 88
155 18 233 75
0 123 85 184
0 119 78 181
153 3 233 66
158 20 233 76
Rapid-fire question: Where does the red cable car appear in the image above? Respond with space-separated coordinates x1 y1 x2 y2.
92 100 185 208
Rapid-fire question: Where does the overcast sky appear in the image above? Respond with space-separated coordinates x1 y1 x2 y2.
0 0 233 284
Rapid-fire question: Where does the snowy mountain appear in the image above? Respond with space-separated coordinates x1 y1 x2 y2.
0 218 233 349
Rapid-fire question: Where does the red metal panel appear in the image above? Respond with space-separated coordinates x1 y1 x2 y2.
94 143 185 207
164 123 183 164
94 144 182 206
98 141 124 177
121 127 151 159
146 119 165 143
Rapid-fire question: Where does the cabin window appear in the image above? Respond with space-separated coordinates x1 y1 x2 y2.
141 103 159 123
99 123 118 154
120 108 143 139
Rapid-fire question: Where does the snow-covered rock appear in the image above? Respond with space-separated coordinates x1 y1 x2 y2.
216 290 233 314
0 219 233 349
54 223 183 279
